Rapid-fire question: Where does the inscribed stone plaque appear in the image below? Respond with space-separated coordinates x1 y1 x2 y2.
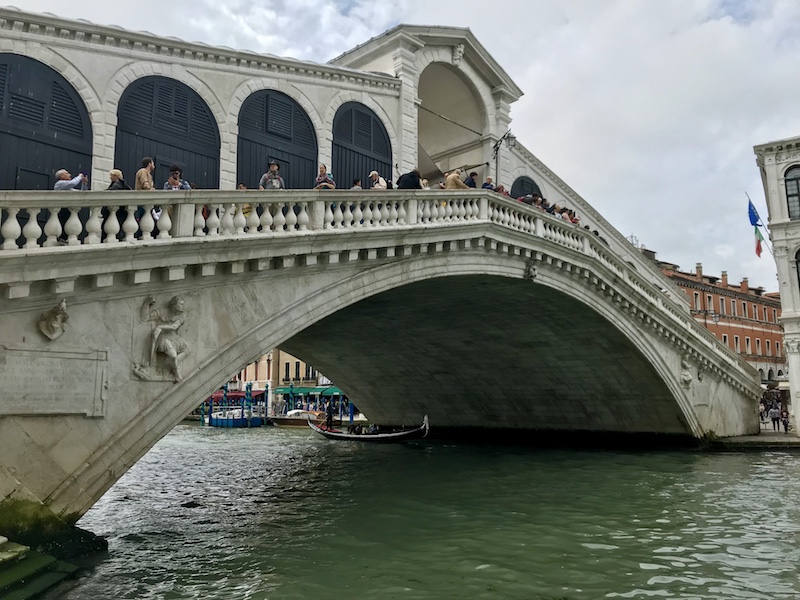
0 345 108 417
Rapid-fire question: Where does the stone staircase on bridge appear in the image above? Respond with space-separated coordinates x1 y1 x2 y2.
0 536 79 599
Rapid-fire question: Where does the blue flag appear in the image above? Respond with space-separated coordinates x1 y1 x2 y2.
748 200 762 227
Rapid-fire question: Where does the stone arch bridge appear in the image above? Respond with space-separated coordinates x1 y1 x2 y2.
0 190 760 521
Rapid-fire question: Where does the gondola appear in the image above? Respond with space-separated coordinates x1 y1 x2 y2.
307 415 429 442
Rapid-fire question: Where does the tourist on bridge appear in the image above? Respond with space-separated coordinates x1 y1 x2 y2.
369 170 387 190
135 157 155 190
53 168 88 191
464 171 478 188
107 169 131 190
482 176 495 190
351 178 362 189
445 169 469 189
259 160 285 190
782 409 790 433
396 168 422 189
314 164 336 190
164 165 191 190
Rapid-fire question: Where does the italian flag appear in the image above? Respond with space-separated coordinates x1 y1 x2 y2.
755 226 765 257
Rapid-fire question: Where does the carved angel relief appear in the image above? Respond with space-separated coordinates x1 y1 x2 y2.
133 295 190 383
680 355 693 388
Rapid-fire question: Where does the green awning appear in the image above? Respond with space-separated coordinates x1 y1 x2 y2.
314 386 342 396
273 386 316 395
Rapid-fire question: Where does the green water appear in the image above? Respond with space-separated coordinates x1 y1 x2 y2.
53 425 800 599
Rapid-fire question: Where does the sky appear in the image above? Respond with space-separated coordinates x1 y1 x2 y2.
16 0 800 289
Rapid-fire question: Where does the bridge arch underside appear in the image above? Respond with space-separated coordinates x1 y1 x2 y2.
281 275 689 435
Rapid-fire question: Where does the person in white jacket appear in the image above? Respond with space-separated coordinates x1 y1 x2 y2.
369 170 387 190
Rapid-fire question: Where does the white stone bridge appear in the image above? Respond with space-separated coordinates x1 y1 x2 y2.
0 189 761 521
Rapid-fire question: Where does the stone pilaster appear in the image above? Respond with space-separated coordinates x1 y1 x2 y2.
394 43 421 174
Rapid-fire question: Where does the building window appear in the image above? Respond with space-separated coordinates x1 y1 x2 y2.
283 362 290 381
707 294 713 312
305 364 315 380
745 337 751 353
720 298 726 315
767 339 772 356
732 301 737 317
773 309 778 322
693 292 700 310
785 165 800 220
756 338 762 355
777 343 781 358
294 361 300 380
753 304 759 321
734 335 740 352
722 334 729 345
742 302 748 318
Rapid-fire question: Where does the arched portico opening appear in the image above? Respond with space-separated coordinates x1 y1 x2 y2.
0 53 92 190
237 89 318 190
332 102 391 189
511 175 542 199
417 62 487 183
114 76 220 189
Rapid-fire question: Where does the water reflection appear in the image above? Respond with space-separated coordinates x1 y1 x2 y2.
52 425 800 599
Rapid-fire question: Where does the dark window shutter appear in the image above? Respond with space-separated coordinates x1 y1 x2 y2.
0 64 6 109
335 107 353 143
240 94 266 133
190 97 218 148
372 118 390 158
293 108 315 150
267 96 292 138
354 109 371 150
9 94 45 126
49 81 84 137
124 81 155 127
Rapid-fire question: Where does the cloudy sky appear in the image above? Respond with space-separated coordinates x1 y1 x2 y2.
17 0 799 289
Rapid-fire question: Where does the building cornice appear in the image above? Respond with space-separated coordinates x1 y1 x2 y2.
0 7 401 92
668 275 781 306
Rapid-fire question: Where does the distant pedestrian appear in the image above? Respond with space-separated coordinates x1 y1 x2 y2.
782 409 790 433
769 406 781 431
482 176 494 190
135 157 155 190
314 164 336 190
445 169 469 189
351 178 362 190
396 169 422 189
107 169 131 190
164 165 191 190
326 401 334 430
369 170 387 190
464 171 478 188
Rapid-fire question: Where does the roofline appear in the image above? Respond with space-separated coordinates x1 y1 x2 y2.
0 6 401 89
329 23 523 101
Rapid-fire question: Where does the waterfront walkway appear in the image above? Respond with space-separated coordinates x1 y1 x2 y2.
714 430 800 450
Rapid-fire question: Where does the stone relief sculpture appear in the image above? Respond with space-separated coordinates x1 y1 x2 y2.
133 295 189 382
452 43 465 66
39 299 69 340
680 355 693 388
523 257 537 281
784 340 800 355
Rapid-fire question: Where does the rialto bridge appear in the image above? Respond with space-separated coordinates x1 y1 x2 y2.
0 8 760 523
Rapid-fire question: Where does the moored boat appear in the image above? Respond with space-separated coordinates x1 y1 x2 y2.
207 407 264 428
308 415 429 442
270 409 333 428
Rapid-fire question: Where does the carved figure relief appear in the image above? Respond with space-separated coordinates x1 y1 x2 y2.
784 340 800 355
680 355 693 388
452 43 465 66
524 257 537 281
133 295 189 382
39 299 69 340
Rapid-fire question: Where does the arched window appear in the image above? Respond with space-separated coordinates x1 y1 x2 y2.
0 53 92 190
778 369 785 377
510 175 542 199
768 368 775 380
785 166 800 220
115 76 220 189
758 369 765 382
237 90 317 190
332 102 391 190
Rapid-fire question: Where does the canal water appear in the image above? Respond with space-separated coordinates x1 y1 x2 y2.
52 424 800 599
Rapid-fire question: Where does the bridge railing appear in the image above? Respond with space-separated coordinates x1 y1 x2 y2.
0 190 492 249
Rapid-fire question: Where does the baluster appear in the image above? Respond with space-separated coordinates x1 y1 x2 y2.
206 205 220 236
465 199 475 219
388 201 398 225
85 206 102 244
246 204 260 233
457 200 466 221
503 208 511 228
104 206 121 243
324 201 335 229
285 202 298 231
140 205 155 240
220 204 235 235
233 204 247 235
362 202 372 227
373 202 383 226
444 200 453 221
417 200 425 223
380 201 390 225
353 202 363 228
43 209 62 247
332 202 344 229
397 200 407 224
1 208 21 250
64 208 82 245
194 204 206 237
422 200 431 223
342 202 353 228
273 203 287 232
260 203 274 232
157 206 172 239
122 205 138 242
22 208 42 249
297 202 310 231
